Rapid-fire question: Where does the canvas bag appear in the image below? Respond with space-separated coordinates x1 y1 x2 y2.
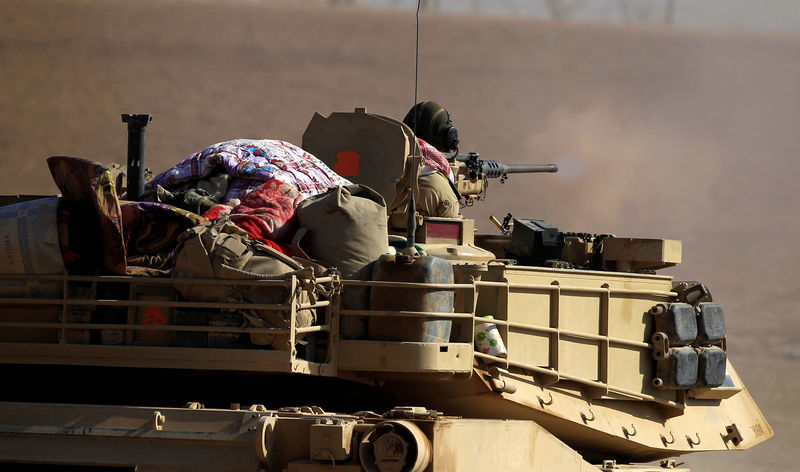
172 219 315 349
294 184 389 339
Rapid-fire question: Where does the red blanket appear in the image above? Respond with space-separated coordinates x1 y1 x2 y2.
229 179 303 248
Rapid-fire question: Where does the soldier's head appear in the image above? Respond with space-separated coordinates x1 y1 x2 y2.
403 101 460 154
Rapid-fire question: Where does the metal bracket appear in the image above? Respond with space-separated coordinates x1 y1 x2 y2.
660 459 682 469
537 391 554 408
622 424 637 438
722 423 743 446
153 411 166 431
651 331 671 389
652 331 670 360
488 367 517 394
385 406 441 420
672 281 713 305
601 459 618 471
278 406 326 415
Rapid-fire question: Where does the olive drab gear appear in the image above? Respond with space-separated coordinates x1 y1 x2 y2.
403 101 460 153
294 184 389 338
171 218 315 349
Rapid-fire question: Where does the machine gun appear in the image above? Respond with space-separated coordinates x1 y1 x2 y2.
453 152 558 204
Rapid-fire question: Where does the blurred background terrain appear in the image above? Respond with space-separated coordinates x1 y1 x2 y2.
0 1 797 471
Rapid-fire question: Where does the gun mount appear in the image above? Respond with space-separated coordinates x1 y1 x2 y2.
456 152 558 179
454 152 558 204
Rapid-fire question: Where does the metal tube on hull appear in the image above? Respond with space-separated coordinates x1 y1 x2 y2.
121 113 153 201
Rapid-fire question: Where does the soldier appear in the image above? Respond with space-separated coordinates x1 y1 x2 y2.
402 101 462 218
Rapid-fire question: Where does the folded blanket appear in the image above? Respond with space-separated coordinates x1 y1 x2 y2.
121 201 210 274
147 139 351 200
48 156 209 276
229 178 303 243
48 156 127 274
231 215 292 255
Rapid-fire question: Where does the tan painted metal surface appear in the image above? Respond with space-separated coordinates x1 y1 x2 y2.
0 108 773 470
0 402 607 472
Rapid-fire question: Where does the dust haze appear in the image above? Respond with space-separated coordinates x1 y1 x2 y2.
1 1 798 471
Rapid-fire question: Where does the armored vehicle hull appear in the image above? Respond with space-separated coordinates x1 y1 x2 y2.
0 109 772 471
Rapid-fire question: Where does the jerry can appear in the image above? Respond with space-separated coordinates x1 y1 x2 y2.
368 254 454 343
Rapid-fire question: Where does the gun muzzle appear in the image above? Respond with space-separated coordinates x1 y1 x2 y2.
482 161 558 178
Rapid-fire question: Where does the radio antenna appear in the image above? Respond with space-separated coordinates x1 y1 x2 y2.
413 0 422 140
405 0 423 254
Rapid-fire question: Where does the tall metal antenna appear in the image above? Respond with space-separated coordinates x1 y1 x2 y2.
405 0 423 253
413 0 422 141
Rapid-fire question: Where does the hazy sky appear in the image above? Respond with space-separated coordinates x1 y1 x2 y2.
355 0 800 33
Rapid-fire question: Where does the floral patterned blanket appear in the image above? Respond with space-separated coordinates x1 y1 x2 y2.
147 139 351 200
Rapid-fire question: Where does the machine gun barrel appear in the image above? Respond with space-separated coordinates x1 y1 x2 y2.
480 161 558 178
455 153 558 179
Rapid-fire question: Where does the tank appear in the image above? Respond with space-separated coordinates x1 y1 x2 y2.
0 109 772 472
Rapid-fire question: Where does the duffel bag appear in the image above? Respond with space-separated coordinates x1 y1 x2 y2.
172 219 314 349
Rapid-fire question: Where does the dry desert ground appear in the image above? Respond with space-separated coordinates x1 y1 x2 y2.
1 1 798 471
